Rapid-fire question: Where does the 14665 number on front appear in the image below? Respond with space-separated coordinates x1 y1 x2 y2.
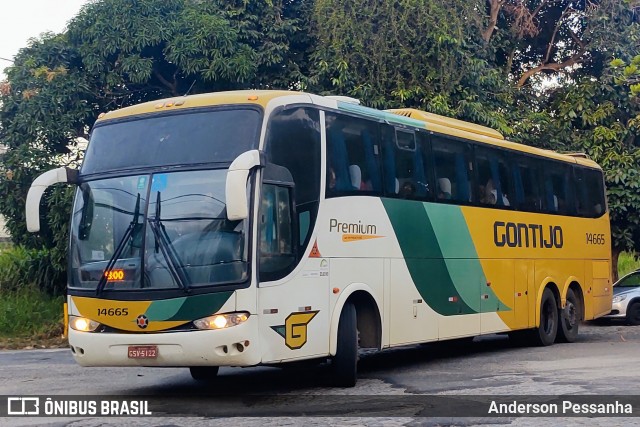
97 308 129 316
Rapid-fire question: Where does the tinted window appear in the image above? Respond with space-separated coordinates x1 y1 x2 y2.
617 272 640 288
575 167 606 217
542 162 573 215
259 184 295 281
83 108 262 175
432 136 473 203
381 127 431 200
326 113 382 196
511 156 543 212
265 107 321 254
476 147 512 208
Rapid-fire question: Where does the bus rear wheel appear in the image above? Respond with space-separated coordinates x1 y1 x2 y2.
533 288 558 346
189 366 219 381
331 302 358 387
557 289 581 343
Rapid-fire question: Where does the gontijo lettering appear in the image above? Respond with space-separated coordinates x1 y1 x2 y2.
494 221 563 248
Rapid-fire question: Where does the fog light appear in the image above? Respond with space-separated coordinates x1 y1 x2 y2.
193 312 250 330
69 315 100 332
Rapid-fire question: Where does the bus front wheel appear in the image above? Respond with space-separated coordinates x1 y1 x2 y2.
189 366 219 381
331 302 358 387
533 288 558 346
557 289 581 343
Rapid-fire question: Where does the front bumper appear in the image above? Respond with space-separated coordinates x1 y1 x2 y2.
604 300 627 319
68 315 260 367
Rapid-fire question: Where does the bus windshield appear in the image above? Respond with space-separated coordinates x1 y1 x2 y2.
69 169 248 291
82 107 262 175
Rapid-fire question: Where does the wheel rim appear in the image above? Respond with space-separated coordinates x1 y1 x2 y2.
564 301 577 330
542 299 555 335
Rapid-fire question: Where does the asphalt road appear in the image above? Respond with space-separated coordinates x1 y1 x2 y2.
1 320 639 426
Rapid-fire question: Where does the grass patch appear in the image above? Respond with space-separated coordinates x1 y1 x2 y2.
618 252 640 277
0 286 64 339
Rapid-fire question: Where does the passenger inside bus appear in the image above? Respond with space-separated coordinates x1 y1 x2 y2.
399 181 416 198
437 178 452 200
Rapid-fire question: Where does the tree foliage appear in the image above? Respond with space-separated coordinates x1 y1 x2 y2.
309 0 514 133
0 0 639 291
0 0 305 293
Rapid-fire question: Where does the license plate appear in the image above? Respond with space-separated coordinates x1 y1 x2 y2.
128 345 158 359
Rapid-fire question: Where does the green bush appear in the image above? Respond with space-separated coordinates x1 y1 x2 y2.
0 246 65 295
618 252 640 278
0 286 64 338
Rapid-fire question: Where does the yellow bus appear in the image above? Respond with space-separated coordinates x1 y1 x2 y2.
26 91 612 387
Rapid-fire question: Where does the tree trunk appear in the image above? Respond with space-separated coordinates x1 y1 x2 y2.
612 246 621 283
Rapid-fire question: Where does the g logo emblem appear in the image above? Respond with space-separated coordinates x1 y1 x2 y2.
271 311 319 350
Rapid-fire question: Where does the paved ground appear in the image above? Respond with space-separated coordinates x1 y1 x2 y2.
1 320 639 426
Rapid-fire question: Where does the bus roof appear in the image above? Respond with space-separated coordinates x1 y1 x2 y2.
95 90 601 170
96 90 297 122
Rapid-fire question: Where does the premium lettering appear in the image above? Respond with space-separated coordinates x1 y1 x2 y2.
329 219 377 235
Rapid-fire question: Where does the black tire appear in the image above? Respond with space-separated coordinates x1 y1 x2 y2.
331 302 358 387
189 366 219 381
626 302 640 326
533 288 558 346
557 289 581 343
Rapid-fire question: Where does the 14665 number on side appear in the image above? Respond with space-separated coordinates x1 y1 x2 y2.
586 233 605 245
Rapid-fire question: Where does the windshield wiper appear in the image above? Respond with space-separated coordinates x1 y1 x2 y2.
96 193 141 295
148 191 190 291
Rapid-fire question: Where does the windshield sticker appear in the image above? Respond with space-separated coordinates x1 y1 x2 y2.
151 174 168 192
136 176 147 190
91 250 105 261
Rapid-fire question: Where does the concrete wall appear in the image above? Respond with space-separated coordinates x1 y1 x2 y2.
0 145 9 241
0 215 8 241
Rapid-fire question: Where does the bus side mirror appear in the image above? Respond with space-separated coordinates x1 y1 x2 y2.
226 150 264 221
26 167 78 232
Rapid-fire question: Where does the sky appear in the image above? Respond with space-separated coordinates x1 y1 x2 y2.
0 0 89 78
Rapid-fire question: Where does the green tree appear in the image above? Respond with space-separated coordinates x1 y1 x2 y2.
309 0 514 133
511 1 640 279
0 0 306 293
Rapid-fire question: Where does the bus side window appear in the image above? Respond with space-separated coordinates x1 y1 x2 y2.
259 184 296 281
431 136 473 203
541 163 573 215
265 107 321 260
575 167 606 217
475 147 512 208
381 127 430 200
512 157 542 212
326 113 382 196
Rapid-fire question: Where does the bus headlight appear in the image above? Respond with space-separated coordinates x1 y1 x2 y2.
69 315 101 332
613 294 627 304
193 312 250 330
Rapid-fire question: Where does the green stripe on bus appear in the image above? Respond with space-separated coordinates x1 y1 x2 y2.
144 291 233 321
382 198 475 315
382 199 510 315
424 204 510 312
